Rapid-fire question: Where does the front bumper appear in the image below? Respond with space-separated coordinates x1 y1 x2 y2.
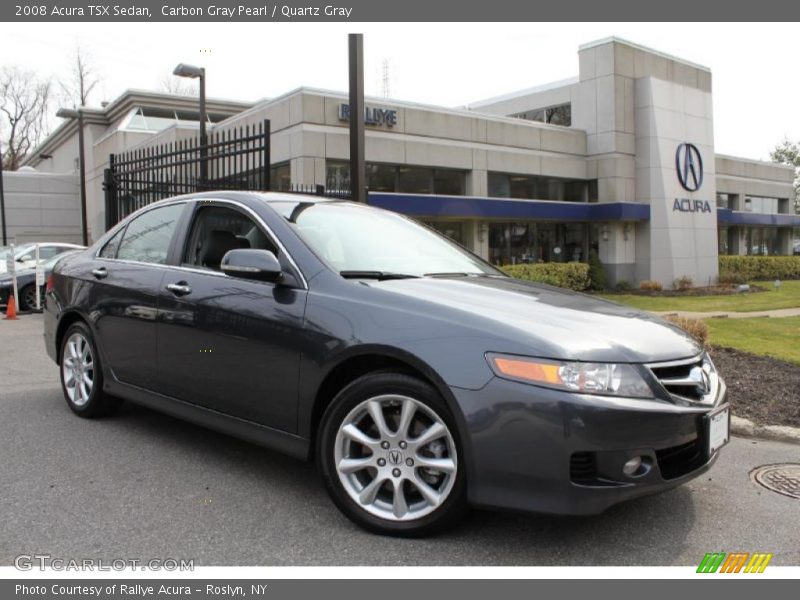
452 375 727 515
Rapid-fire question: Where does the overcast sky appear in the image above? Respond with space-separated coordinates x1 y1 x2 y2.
1 22 797 161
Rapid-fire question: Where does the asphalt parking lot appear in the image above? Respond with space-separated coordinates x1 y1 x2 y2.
1 313 798 566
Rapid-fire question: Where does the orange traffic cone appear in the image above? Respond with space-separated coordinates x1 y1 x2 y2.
4 295 17 320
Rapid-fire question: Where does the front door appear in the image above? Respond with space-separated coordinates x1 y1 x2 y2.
156 202 307 433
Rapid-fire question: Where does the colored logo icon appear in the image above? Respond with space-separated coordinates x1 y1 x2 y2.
697 552 773 573
676 143 704 192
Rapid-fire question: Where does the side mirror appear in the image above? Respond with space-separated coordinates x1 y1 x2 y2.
220 248 283 283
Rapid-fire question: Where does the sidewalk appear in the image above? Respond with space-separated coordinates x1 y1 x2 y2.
654 307 800 319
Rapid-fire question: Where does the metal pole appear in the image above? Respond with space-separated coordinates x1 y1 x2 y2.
348 33 366 203
34 243 41 311
77 111 89 245
0 141 7 245
199 69 208 187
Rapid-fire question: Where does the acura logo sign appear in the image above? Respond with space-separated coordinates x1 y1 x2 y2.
675 143 704 192
388 450 403 465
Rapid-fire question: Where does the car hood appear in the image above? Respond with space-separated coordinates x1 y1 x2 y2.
368 276 702 364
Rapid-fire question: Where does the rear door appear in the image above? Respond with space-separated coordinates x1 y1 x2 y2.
88 202 187 389
156 200 307 432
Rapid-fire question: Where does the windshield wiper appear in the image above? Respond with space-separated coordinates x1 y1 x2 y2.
340 270 420 281
423 272 492 278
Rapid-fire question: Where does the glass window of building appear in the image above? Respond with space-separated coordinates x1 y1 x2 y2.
716 193 739 210
511 103 572 127
326 161 466 196
422 221 465 246
718 226 729 254
398 167 433 194
488 222 587 265
745 227 780 256
271 163 291 191
122 107 225 133
746 196 780 214
366 163 396 192
488 172 588 202
433 169 465 196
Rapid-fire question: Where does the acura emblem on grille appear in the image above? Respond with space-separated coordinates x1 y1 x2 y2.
689 366 710 394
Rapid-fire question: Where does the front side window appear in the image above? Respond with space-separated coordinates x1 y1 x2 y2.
99 228 124 258
183 205 277 271
116 203 184 264
276 201 499 277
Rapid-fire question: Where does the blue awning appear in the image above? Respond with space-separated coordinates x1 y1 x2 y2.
367 192 651 221
717 208 800 227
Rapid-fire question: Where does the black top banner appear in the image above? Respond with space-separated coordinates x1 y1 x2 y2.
2 0 800 21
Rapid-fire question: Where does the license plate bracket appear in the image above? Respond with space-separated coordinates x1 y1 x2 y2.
706 404 730 456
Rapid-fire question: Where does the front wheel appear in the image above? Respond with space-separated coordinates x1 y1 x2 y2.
318 372 467 537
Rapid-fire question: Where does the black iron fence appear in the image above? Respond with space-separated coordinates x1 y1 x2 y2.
103 120 271 228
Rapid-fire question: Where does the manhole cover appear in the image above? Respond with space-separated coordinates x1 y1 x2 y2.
751 463 800 499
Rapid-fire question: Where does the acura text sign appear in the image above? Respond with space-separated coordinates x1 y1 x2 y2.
673 198 712 213
338 104 398 128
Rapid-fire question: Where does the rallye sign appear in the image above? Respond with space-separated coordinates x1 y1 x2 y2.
338 104 398 128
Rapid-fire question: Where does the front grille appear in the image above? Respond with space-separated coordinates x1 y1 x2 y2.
648 355 712 402
570 451 598 484
656 438 705 479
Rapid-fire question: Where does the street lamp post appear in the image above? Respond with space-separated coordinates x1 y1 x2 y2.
348 34 366 203
56 108 89 246
173 63 207 187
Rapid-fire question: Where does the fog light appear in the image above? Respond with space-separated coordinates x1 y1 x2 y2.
623 456 644 477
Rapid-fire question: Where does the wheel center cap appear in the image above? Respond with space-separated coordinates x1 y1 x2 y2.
387 449 404 466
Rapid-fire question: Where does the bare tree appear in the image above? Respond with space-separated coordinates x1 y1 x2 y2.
0 66 51 170
60 46 100 108
160 74 198 97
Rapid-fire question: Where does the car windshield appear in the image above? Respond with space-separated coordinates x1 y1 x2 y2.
10 244 35 259
276 201 502 278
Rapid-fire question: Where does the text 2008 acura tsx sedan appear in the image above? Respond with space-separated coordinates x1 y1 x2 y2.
44 192 729 536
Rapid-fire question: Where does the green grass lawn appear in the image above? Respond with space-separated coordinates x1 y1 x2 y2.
707 317 800 365
600 280 800 313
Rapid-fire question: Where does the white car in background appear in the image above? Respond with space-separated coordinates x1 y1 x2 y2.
0 243 84 274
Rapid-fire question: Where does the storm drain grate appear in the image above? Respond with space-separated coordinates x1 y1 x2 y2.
750 463 800 499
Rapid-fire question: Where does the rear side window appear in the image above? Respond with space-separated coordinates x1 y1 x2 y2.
116 204 184 264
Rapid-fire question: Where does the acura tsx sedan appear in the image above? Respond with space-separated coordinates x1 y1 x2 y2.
44 191 729 536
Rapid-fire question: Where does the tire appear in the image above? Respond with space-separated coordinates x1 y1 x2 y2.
19 284 39 311
59 321 122 418
317 371 467 537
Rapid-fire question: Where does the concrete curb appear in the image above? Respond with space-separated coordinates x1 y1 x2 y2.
731 415 800 445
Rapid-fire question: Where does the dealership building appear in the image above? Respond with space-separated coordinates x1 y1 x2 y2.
24 37 798 286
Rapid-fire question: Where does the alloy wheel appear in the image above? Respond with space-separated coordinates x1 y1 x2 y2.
62 332 94 407
333 394 458 521
22 286 38 310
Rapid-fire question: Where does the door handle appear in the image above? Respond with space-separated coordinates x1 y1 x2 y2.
91 267 108 280
166 282 192 296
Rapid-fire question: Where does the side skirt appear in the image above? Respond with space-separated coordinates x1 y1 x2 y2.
104 379 310 460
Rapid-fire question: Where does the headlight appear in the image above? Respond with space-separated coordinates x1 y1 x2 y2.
486 353 654 398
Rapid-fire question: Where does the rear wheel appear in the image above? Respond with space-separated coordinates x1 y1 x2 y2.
318 372 467 537
59 322 122 418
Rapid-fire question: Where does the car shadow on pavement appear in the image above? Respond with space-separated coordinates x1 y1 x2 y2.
107 402 698 566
